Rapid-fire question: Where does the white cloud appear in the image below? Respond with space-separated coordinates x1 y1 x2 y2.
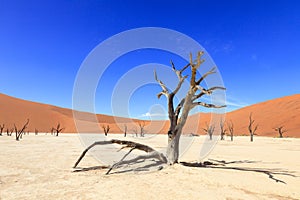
141 112 166 118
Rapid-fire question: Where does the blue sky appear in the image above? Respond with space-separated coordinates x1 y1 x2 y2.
0 0 299 119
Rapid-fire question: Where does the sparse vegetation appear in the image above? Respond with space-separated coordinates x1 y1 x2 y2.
203 122 215 140
248 113 258 142
274 126 287 138
220 120 227 140
138 121 146 137
227 120 234 141
132 127 138 137
0 124 4 136
14 119 30 141
52 123 64 136
123 124 127 137
101 124 110 136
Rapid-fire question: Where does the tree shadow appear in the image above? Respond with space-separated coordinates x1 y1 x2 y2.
180 159 297 184
72 165 109 172
109 160 165 174
73 158 165 174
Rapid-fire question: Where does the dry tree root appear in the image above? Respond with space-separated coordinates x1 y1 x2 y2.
73 139 167 175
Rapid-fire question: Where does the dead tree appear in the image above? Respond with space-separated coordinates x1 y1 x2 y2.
6 128 13 136
35 128 39 135
0 124 4 136
227 120 234 141
248 113 258 142
220 120 227 140
132 127 138 137
202 122 215 140
274 126 287 138
138 121 146 137
124 124 127 137
14 119 30 141
74 51 225 169
101 124 110 136
154 51 226 164
50 127 54 135
52 123 64 136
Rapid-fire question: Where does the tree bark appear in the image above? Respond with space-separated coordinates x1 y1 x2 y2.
166 129 181 164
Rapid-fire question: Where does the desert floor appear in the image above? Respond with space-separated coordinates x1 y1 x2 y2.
0 134 299 200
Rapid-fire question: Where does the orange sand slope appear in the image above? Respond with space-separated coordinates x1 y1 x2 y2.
0 93 299 137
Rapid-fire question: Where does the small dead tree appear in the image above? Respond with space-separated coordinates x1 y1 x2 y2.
14 119 30 141
50 127 54 135
35 128 39 135
132 127 138 137
203 122 215 140
52 123 64 136
101 124 110 136
6 128 14 136
0 124 4 136
220 120 227 140
124 124 127 137
227 120 234 141
138 121 146 137
74 51 226 169
248 113 258 142
274 126 287 138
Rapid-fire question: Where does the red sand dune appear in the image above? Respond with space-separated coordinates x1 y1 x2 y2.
0 93 299 137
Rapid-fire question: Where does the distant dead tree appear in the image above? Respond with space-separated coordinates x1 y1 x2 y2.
14 119 30 141
248 113 258 142
132 127 138 137
52 123 64 136
227 120 234 141
274 126 287 138
50 127 54 135
6 128 13 136
35 128 39 135
220 120 227 140
101 124 110 136
123 124 127 137
10 128 14 136
0 124 4 136
138 121 146 137
203 122 215 140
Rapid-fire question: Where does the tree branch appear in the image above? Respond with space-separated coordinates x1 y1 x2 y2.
192 86 226 101
195 67 216 85
154 70 169 98
73 139 167 168
192 102 226 109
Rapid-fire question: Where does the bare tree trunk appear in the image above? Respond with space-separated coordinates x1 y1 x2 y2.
0 124 4 136
124 124 127 137
166 129 182 164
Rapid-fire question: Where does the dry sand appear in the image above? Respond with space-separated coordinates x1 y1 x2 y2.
1 134 299 200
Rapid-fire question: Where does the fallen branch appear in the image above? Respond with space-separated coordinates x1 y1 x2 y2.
73 139 167 174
